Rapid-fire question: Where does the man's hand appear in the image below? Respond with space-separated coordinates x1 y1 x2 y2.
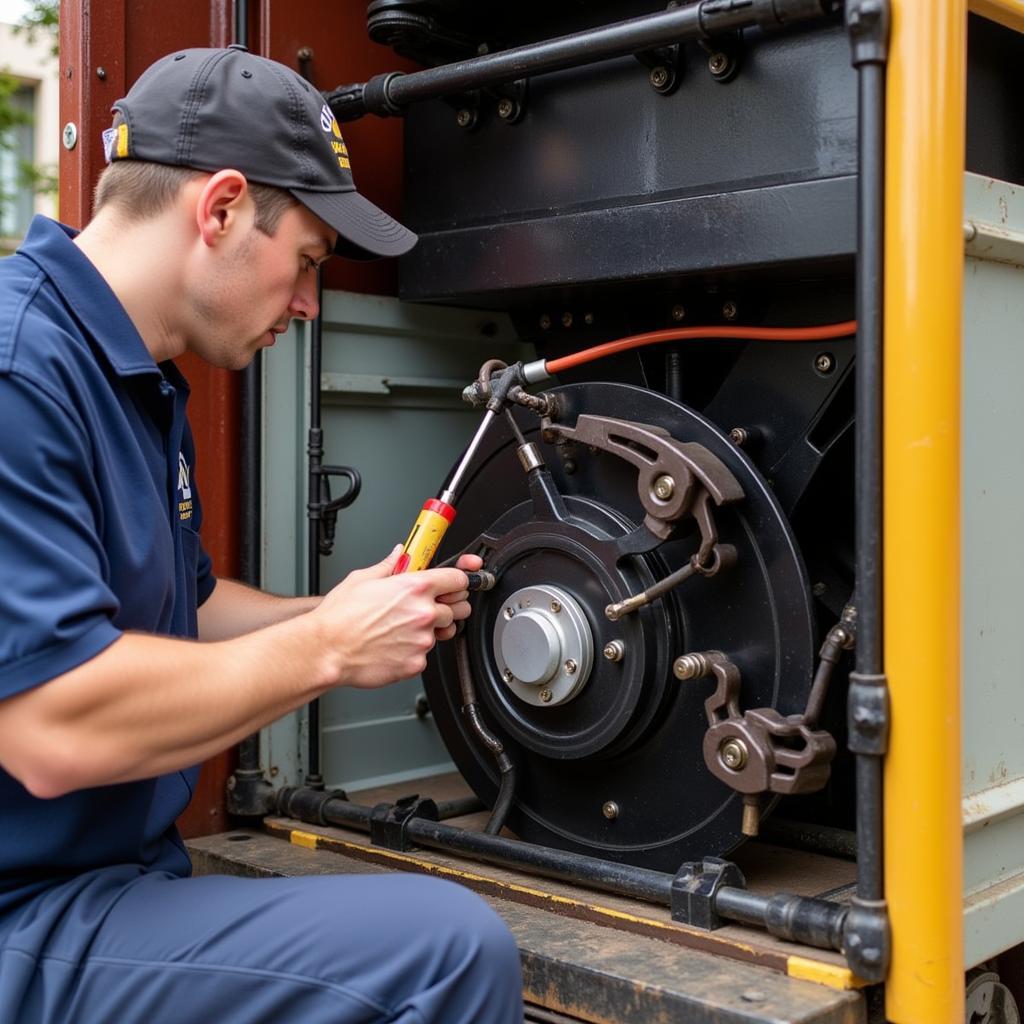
311 547 483 689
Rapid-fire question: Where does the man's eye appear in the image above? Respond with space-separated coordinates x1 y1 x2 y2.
302 257 316 273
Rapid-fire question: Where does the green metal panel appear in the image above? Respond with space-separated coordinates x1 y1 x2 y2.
260 291 530 792
961 172 1024 966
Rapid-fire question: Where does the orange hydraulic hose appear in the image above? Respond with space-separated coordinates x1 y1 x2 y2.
544 320 858 376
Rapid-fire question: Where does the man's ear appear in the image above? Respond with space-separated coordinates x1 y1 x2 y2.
195 170 249 248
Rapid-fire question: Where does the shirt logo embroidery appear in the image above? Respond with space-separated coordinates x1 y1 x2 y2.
178 452 194 522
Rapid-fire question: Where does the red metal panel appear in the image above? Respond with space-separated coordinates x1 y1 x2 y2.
258 0 419 295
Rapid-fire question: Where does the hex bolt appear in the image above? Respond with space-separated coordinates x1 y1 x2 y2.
455 108 474 129
671 304 686 322
708 52 730 76
503 669 514 683
722 300 738 321
539 313 552 330
649 66 670 89
602 801 620 820
564 659 578 675
673 653 710 680
603 640 625 663
539 688 553 703
815 352 836 374
497 97 515 120
653 474 675 501
730 427 749 446
504 606 516 620
561 311 573 328
62 122 78 151
720 738 749 771
550 600 562 613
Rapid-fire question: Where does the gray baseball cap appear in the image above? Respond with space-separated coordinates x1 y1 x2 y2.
106 45 416 260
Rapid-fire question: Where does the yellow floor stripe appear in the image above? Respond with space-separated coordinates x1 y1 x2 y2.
787 955 864 991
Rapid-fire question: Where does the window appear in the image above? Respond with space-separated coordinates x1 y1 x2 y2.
0 84 35 238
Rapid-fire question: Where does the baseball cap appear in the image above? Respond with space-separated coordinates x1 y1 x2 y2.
105 45 416 260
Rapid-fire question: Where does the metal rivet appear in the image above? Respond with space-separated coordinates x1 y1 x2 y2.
95 67 106 80
653 474 675 500
815 352 835 374
504 607 515 620
497 97 515 120
720 738 748 770
649 66 669 89
62 122 78 150
602 801 619 820
550 600 561 613
539 688 553 703
564 659 577 675
722 300 738 320
603 640 625 663
671 304 686 321
455 108 474 129
561 311 573 328
539 313 552 330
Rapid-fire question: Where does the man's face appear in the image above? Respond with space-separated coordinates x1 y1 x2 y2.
187 200 336 369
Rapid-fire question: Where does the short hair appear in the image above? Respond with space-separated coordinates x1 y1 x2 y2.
92 161 298 236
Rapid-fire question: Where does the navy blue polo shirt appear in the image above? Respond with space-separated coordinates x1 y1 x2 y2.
0 216 217 915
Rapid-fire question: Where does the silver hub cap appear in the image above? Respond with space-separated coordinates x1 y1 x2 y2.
493 584 593 707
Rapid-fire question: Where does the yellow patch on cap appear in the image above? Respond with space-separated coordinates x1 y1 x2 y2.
116 122 129 158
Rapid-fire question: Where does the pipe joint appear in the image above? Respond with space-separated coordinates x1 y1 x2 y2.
846 0 890 66
842 896 890 982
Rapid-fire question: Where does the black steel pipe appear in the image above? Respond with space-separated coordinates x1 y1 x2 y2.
851 31 886 907
330 0 836 121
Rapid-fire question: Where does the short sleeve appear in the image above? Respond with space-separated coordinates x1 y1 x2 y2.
0 375 121 697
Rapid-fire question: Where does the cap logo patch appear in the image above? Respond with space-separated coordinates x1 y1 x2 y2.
102 123 130 163
320 103 350 171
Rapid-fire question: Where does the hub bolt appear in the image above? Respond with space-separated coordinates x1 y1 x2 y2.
539 688 553 703
504 606 516 620
550 600 562 613
503 669 514 683
720 738 749 771
602 801 620 820
564 659 578 675
603 640 625 663
653 474 675 500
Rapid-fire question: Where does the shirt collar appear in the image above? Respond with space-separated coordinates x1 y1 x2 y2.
18 215 164 380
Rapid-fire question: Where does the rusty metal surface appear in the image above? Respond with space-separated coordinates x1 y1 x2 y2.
188 830 866 1024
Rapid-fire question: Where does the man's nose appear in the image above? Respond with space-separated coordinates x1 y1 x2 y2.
288 273 320 321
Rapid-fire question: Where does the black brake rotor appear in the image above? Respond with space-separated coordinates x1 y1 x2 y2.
424 382 815 870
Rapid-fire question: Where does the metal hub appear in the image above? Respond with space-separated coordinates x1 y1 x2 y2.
493 585 593 707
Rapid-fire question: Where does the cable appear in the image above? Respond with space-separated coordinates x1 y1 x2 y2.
544 320 857 376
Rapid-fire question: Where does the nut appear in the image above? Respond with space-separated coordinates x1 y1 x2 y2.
564 659 578 675
550 600 562 613
503 669 514 683
729 427 748 446
720 738 749 771
497 97 515 120
455 108 473 128
708 52 730 76
603 640 625 663
539 688 553 703
602 801 619 820
504 606 516 620
653 474 675 500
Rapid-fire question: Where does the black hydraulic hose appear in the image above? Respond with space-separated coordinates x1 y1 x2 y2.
305 267 326 788
329 0 836 121
455 636 516 835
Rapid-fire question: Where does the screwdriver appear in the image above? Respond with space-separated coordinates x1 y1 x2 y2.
392 410 497 574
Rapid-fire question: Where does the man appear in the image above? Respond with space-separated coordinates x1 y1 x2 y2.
0 46 523 1023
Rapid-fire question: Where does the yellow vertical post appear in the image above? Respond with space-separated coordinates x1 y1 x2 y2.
884 0 965 1021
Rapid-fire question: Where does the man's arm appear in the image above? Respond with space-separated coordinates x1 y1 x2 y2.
198 577 321 641
0 551 477 799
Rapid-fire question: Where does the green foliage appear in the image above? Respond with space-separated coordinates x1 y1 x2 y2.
1 0 59 241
